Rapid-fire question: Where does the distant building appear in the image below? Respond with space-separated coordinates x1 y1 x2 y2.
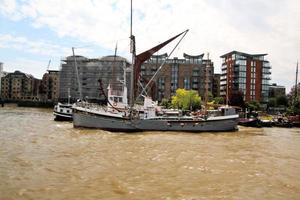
1 70 40 101
39 70 59 102
220 51 271 103
0 62 3 97
269 83 286 98
140 53 214 101
59 55 130 102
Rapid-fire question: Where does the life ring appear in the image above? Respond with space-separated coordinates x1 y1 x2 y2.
113 102 117 106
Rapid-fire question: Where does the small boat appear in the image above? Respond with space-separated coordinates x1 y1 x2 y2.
238 118 261 128
273 116 293 128
260 119 273 127
53 102 73 121
288 115 300 127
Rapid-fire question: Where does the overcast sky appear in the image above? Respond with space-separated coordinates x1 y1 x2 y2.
0 0 299 92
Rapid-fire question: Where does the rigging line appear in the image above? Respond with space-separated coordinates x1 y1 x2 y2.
136 29 189 100
98 79 123 112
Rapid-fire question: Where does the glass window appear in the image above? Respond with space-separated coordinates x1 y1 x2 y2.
184 77 190 89
236 60 246 65
239 72 246 77
239 65 246 72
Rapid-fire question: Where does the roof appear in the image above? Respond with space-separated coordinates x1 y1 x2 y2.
99 55 130 63
47 70 59 72
220 50 267 58
3 70 36 79
269 84 285 89
151 53 168 58
183 53 204 59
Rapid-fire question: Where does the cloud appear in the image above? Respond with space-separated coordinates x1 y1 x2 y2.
0 33 94 58
0 33 71 56
2 58 52 79
0 0 299 91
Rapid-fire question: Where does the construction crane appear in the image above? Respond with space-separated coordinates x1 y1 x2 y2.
47 59 51 71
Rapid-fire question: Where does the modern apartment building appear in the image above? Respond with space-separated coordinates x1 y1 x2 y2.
220 51 271 103
1 70 40 101
59 55 130 102
40 70 59 102
140 53 214 101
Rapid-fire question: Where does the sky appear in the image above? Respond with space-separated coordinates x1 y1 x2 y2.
0 0 299 92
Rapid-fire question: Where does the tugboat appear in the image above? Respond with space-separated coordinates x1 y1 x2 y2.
53 102 73 121
53 88 72 121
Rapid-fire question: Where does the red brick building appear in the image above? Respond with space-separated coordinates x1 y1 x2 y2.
220 51 271 103
140 53 214 101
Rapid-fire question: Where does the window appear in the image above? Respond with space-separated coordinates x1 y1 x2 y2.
239 72 246 77
238 78 246 83
184 77 190 89
236 60 246 65
192 69 199 76
239 65 246 72
158 77 165 90
232 54 235 60
239 84 246 89
263 62 270 67
262 67 270 73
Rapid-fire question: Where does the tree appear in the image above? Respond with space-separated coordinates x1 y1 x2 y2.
213 97 224 105
171 89 201 110
276 95 288 107
160 98 171 108
267 97 276 107
245 100 261 112
287 84 300 104
287 96 300 115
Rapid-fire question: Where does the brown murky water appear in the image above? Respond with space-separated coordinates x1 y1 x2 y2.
0 105 300 200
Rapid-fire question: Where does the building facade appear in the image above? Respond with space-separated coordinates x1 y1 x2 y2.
59 55 130 102
212 73 221 97
269 83 286 98
40 70 59 102
140 53 214 101
0 62 3 96
1 70 40 101
220 51 271 103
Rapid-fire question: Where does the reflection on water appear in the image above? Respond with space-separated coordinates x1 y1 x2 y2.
0 105 300 199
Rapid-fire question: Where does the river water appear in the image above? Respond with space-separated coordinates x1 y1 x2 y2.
0 105 299 200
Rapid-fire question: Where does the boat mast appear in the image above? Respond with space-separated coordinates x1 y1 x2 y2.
295 61 299 102
129 0 136 108
204 53 209 114
226 56 229 106
67 88 70 104
72 47 83 100
110 43 118 94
